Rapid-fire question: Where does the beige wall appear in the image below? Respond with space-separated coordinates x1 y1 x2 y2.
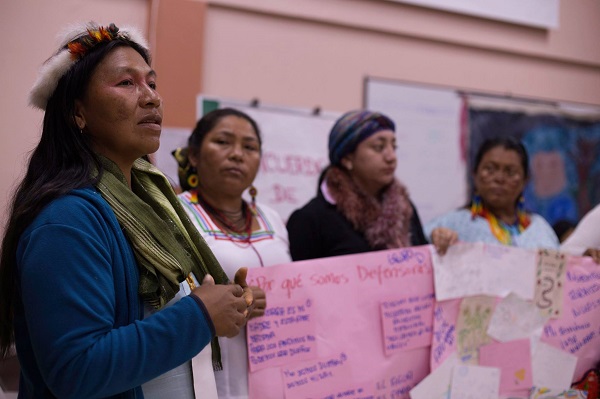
0 0 150 233
1 0 599 233
200 0 600 110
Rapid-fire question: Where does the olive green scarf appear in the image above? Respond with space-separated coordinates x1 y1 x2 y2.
95 155 228 368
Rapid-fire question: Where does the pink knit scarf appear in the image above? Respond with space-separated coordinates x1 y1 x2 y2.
325 166 413 249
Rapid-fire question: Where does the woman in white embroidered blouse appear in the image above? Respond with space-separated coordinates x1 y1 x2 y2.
173 108 291 399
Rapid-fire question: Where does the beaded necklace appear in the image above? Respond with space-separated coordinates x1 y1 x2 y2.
470 195 530 245
193 190 253 241
192 190 265 267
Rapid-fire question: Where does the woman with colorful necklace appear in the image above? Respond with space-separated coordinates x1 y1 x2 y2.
174 108 291 399
427 137 559 255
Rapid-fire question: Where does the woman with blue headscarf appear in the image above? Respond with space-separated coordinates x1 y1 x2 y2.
286 110 428 261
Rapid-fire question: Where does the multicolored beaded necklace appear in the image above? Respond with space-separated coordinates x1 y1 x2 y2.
192 190 253 240
191 189 265 267
470 195 531 245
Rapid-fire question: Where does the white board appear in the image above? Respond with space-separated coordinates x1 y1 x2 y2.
365 78 467 223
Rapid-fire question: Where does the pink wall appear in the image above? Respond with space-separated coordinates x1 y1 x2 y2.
0 0 599 233
0 0 150 234
200 0 600 111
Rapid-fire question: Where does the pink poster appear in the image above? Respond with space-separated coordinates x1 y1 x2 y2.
540 255 600 380
246 243 600 398
428 244 600 390
479 339 533 394
246 246 434 399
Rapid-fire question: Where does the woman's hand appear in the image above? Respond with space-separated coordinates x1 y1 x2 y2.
233 267 266 319
430 227 459 256
247 287 266 319
234 267 255 318
582 248 600 264
191 274 248 338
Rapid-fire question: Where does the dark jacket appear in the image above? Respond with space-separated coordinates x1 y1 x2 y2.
286 190 428 261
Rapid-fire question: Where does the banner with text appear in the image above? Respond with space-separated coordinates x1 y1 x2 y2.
246 245 434 399
246 243 600 399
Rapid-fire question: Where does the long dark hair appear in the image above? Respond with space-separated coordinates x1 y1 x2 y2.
178 108 262 191
0 39 150 358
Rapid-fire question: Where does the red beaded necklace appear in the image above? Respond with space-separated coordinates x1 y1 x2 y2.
194 190 253 241
192 190 265 267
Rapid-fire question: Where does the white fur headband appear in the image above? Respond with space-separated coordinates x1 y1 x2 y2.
28 21 149 110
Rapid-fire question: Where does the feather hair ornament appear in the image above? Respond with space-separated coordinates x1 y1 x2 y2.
28 21 149 110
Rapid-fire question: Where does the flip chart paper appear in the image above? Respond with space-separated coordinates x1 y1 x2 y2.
532 342 578 391
487 293 547 342
540 256 600 379
449 364 500 399
431 242 536 301
409 353 458 399
245 243 600 398
479 339 533 394
246 246 434 399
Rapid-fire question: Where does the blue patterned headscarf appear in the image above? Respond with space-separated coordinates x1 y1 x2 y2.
328 110 395 166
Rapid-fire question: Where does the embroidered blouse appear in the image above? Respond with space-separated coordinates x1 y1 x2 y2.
178 191 291 399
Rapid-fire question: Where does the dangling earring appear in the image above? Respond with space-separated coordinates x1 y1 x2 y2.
516 194 531 228
187 168 199 189
470 193 483 218
187 168 199 203
517 195 525 213
248 185 258 214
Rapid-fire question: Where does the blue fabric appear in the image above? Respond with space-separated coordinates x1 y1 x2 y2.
424 208 560 250
14 187 214 398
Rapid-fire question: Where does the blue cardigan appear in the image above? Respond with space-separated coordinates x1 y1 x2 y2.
14 188 214 398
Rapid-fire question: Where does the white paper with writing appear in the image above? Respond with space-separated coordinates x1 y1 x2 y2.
431 243 536 301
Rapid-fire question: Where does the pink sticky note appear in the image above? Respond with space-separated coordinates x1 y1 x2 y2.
479 339 532 394
247 298 317 372
380 292 434 355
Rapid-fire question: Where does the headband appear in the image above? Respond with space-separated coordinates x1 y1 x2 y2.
28 22 149 110
328 110 396 166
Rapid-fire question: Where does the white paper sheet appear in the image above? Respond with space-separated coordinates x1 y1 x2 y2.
487 293 547 342
431 243 536 301
410 353 459 399
450 364 500 399
532 342 578 392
